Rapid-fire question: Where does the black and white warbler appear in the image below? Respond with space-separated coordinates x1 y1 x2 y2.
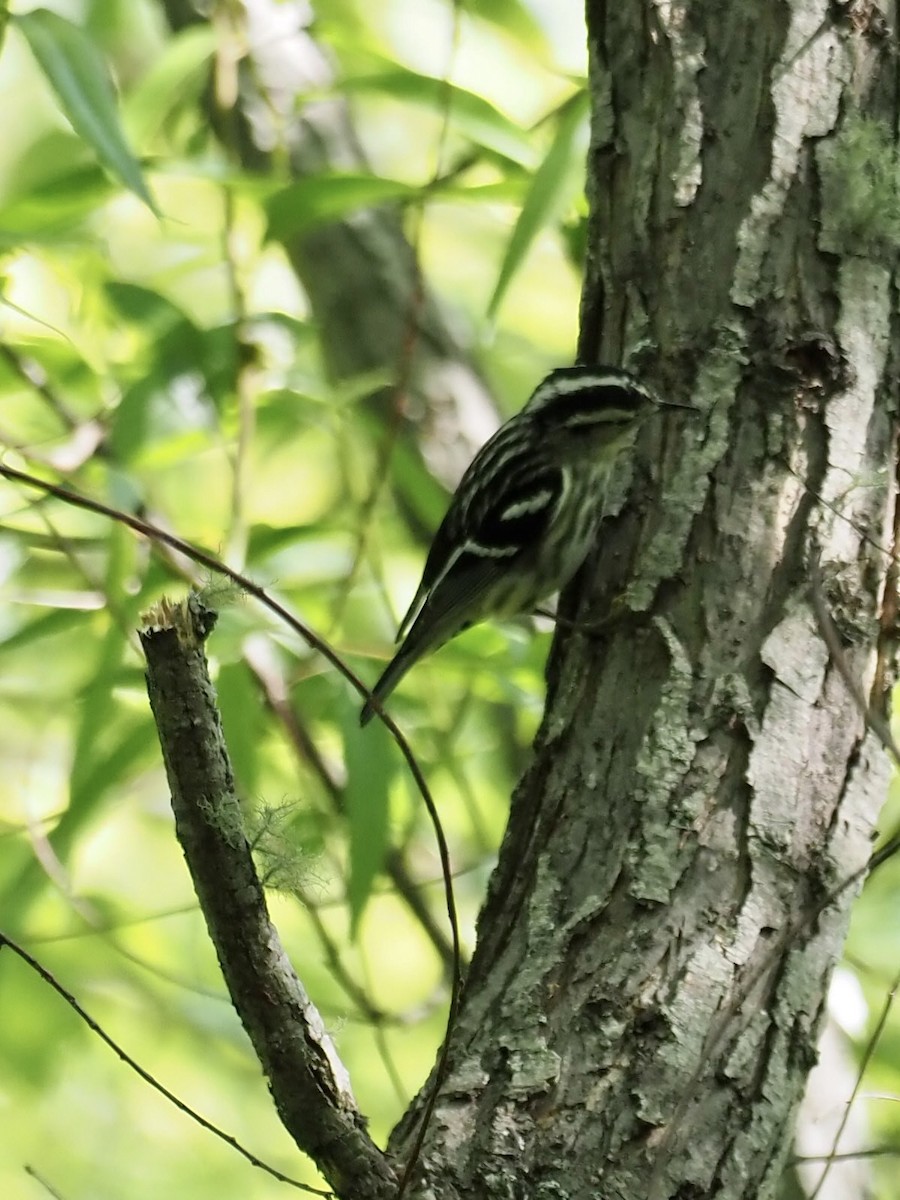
360 365 685 725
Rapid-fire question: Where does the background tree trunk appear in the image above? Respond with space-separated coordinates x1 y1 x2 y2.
161 0 501 491
389 2 898 1196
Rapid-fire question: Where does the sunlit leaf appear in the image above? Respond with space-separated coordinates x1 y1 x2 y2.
0 608 87 655
390 438 452 532
218 662 267 795
487 91 589 320
467 0 547 45
265 174 419 242
14 8 157 212
344 705 395 936
0 156 115 244
123 25 215 149
345 69 537 166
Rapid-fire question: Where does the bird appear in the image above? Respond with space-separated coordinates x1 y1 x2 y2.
360 365 686 725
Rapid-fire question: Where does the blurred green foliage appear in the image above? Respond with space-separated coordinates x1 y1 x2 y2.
0 1 585 1197
0 3 898 1200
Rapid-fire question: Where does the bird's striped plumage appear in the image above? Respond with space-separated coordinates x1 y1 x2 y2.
360 366 675 725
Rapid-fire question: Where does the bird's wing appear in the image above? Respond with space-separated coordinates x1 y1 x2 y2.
397 552 510 657
361 553 511 727
472 465 562 554
395 461 562 644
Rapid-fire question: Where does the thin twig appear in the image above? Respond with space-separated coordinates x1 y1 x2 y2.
808 552 900 764
23 1166 67 1200
807 963 900 1200
791 1145 900 1165
0 343 80 430
807 551 900 877
1 932 330 1196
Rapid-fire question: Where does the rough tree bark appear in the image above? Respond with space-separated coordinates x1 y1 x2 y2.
387 2 899 1198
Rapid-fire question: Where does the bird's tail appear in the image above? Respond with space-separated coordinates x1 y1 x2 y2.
360 592 461 726
359 641 421 726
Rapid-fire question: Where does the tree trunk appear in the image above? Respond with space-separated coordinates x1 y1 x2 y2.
389 2 898 1196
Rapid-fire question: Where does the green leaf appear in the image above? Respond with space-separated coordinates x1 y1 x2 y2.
344 704 395 936
0 953 84 1085
14 8 157 212
390 437 452 532
123 25 215 149
67 525 143 819
344 70 537 167
265 174 419 242
467 0 548 46
487 91 589 321
431 179 526 205
218 663 266 796
0 608 88 656
0 152 115 245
